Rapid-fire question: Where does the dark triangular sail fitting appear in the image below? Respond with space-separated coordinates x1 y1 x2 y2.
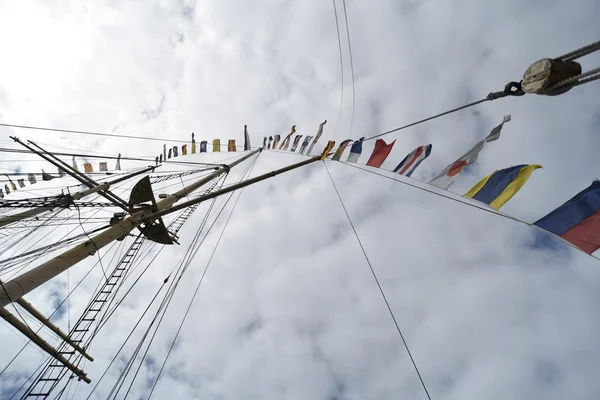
129 176 174 244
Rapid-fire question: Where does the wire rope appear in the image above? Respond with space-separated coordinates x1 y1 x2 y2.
324 162 432 400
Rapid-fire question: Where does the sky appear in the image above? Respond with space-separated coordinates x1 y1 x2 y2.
1 0 600 399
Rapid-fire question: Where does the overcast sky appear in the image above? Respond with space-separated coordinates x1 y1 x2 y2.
1 0 600 399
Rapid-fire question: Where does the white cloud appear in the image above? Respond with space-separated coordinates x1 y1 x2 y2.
1 0 600 399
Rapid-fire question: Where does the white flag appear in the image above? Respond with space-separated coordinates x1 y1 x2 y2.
429 115 510 190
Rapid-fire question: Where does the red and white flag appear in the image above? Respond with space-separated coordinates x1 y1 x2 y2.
393 144 432 177
429 115 510 190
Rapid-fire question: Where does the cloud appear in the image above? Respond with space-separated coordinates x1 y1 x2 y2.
0 0 600 399
142 95 168 120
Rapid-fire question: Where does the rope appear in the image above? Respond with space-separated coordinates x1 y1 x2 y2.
341 0 356 139
0 146 221 167
75 205 108 281
8 361 47 400
84 274 171 399
98 153 260 399
362 97 491 143
556 40 600 62
331 0 345 140
0 187 133 398
119 176 234 399
323 162 432 400
0 123 191 144
531 39 600 94
86 192 224 398
13 189 136 398
544 66 600 93
338 161 600 263
345 40 600 144
0 123 268 152
0 284 49 366
83 192 233 398
146 154 259 399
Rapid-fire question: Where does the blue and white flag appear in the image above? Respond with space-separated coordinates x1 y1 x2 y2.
346 137 364 163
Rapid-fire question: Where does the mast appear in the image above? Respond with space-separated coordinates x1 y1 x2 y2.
0 149 260 308
0 149 327 309
0 133 330 394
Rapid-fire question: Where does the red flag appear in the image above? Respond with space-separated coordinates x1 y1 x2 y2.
366 139 395 168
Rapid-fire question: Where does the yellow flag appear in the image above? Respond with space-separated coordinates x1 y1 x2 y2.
6 176 17 191
213 139 221 152
320 141 336 160
465 164 541 210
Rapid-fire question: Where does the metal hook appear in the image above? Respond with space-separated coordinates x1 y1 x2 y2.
486 81 525 101
504 81 525 96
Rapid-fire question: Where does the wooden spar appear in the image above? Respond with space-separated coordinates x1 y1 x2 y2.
28 139 131 209
144 154 322 221
0 147 325 388
0 308 91 383
14 297 94 361
0 165 155 229
0 149 260 309
0 183 107 228
10 137 130 211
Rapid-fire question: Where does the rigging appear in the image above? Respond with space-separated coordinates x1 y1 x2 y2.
331 0 345 140
341 0 356 139
325 162 432 400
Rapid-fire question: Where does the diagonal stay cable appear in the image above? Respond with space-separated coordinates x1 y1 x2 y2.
145 153 261 399
0 123 191 144
108 153 260 399
0 125 261 151
90 175 229 338
0 145 227 167
0 240 122 399
10 185 135 397
114 175 238 398
331 0 345 140
355 39 600 143
84 274 172 400
341 0 356 138
1 182 133 398
362 97 492 143
83 189 225 398
339 160 600 262
117 195 224 399
323 161 432 400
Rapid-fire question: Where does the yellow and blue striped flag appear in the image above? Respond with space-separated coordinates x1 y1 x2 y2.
464 164 541 210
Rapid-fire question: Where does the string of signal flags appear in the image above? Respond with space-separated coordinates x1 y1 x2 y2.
0 127 253 198
2 118 599 259
307 116 600 259
0 155 123 199
145 118 600 258
0 122 330 197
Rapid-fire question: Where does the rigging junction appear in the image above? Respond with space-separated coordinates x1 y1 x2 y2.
0 137 327 397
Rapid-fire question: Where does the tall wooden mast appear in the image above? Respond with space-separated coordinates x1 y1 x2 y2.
0 148 261 309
